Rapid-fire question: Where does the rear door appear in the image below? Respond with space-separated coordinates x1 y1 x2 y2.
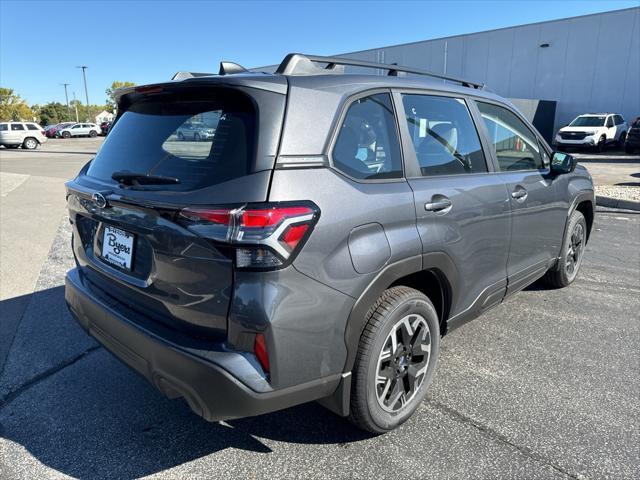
474 100 564 294
10 123 26 143
66 85 285 337
394 91 511 323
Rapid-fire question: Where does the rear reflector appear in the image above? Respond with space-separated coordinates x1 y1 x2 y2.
254 333 269 373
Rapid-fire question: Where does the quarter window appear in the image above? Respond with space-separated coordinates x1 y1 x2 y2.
401 94 487 176
332 93 402 180
477 102 543 172
26 124 39 130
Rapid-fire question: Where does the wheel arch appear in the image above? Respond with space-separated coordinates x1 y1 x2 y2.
321 253 457 417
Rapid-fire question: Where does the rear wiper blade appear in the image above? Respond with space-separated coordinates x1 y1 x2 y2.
111 171 180 186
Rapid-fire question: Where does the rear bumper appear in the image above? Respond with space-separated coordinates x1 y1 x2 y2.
65 268 340 421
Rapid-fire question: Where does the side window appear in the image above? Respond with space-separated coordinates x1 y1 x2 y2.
332 93 402 180
0 124 7 131
616 115 624 125
26 124 39 131
401 94 487 177
11 124 25 131
477 102 543 172
606 116 614 128
72 125 80 129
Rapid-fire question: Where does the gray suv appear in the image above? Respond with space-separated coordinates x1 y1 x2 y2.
65 54 595 433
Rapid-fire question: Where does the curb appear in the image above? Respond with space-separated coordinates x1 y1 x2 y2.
596 196 640 211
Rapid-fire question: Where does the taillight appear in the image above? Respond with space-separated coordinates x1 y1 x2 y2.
179 202 319 270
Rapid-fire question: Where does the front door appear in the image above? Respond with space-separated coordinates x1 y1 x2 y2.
474 100 564 294
394 92 511 324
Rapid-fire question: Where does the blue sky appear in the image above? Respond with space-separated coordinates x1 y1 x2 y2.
1 0 637 105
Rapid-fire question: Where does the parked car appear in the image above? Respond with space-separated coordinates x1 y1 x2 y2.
65 53 595 433
176 121 215 141
554 113 627 152
59 122 101 138
100 121 112 136
624 116 640 154
46 122 75 138
0 121 47 149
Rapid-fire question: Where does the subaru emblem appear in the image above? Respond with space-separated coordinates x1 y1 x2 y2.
92 192 108 209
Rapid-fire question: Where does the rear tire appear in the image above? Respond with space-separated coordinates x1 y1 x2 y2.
349 286 440 433
22 137 38 150
89 130 97 138
543 210 586 288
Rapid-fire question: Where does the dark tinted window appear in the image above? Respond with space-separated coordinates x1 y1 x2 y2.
0 124 8 131
615 115 624 125
606 116 614 127
332 93 402 180
633 117 640 128
11 124 25 131
26 124 39 130
87 89 256 191
477 102 543 171
402 95 487 176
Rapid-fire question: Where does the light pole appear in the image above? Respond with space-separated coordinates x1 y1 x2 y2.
61 83 70 120
76 65 89 120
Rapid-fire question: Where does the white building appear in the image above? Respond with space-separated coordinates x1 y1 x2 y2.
95 111 114 124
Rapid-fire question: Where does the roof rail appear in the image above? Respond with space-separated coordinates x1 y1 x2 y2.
276 53 485 89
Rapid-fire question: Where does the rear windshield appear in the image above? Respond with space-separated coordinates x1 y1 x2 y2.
87 89 256 191
569 116 605 127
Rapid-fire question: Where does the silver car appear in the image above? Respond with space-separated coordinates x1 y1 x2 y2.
59 122 101 138
0 122 47 149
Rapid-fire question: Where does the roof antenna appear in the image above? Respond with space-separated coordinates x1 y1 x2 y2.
219 61 248 75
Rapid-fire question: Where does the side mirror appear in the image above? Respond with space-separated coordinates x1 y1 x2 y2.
551 152 575 174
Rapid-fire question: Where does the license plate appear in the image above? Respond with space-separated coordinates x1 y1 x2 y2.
102 225 135 270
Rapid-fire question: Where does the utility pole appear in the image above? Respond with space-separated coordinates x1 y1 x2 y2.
61 83 70 120
72 91 79 123
76 65 89 120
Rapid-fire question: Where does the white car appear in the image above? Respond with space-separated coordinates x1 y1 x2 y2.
555 113 628 152
0 122 47 149
59 122 101 138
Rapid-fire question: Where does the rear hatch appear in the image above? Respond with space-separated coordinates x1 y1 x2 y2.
66 81 286 338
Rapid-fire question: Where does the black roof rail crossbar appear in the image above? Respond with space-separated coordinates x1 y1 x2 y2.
276 53 484 89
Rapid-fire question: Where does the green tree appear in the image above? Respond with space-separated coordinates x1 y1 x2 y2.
37 102 72 126
105 81 135 110
0 87 34 121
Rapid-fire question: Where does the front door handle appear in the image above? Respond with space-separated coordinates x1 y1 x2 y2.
425 198 452 212
511 187 528 201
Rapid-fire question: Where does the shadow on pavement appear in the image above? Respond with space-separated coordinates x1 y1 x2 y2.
0 286 371 479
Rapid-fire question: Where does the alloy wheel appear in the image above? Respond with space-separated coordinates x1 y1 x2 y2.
375 314 431 413
565 222 584 277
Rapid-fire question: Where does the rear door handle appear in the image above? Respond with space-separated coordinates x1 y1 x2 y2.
425 198 452 212
511 188 528 200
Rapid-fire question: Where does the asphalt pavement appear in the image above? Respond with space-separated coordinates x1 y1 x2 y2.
0 139 639 479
